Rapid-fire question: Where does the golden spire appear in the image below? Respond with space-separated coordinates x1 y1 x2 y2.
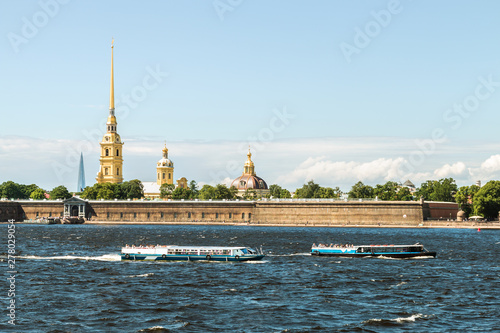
109 38 115 110
244 147 255 175
162 141 169 158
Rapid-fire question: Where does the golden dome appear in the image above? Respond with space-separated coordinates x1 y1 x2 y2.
157 143 173 167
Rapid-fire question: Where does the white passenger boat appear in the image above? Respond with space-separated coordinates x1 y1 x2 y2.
121 245 265 261
311 243 436 258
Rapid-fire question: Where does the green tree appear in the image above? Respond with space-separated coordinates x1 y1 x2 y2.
415 178 457 202
50 185 72 200
455 185 480 217
280 188 292 198
30 188 46 200
315 186 341 198
1 181 23 199
81 185 99 200
414 180 434 200
243 189 257 200
160 183 175 199
348 181 374 199
472 181 500 219
294 180 321 198
199 184 216 200
97 187 114 200
171 187 192 200
432 178 457 202
198 184 237 200
269 184 283 198
395 187 413 201
214 184 237 200
121 179 144 199
19 184 39 199
267 184 293 199
189 180 199 198
373 181 400 200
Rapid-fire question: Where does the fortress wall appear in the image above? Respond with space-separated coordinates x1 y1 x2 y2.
87 200 255 222
423 202 459 220
0 201 22 222
253 201 424 225
1 200 460 225
14 201 63 220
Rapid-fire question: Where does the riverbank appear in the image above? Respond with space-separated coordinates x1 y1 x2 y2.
82 220 500 229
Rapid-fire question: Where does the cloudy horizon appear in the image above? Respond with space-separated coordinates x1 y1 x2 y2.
1 134 498 193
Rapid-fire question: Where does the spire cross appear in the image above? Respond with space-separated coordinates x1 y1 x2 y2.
109 38 115 111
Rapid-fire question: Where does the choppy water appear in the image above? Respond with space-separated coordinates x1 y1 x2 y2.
1 224 498 332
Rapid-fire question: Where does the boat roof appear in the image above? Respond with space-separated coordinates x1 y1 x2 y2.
312 244 423 248
123 245 250 250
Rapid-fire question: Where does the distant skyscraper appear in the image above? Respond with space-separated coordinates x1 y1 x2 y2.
77 152 86 192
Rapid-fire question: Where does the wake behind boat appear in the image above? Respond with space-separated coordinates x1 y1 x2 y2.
311 243 436 258
121 245 265 262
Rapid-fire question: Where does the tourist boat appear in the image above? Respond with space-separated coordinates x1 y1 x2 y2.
311 243 436 258
121 245 265 261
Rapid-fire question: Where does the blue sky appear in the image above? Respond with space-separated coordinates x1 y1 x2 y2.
2 0 500 192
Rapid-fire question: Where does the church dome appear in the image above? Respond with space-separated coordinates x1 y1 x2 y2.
157 145 173 167
231 175 268 190
157 158 173 167
230 148 268 190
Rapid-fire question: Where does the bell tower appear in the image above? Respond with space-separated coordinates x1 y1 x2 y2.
96 39 124 184
156 143 174 186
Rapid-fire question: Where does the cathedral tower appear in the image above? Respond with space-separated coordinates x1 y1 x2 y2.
230 148 269 197
156 143 174 186
96 40 124 184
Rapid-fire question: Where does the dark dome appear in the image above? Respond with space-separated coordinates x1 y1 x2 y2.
231 175 268 190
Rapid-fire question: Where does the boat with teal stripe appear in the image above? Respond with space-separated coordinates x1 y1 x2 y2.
311 243 436 258
121 245 265 262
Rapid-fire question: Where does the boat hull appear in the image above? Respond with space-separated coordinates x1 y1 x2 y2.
121 254 265 262
311 251 436 258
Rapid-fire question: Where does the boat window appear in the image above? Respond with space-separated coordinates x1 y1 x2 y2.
241 248 248 254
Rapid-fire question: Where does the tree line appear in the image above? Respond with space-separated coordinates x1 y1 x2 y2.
0 181 72 200
3 177 500 219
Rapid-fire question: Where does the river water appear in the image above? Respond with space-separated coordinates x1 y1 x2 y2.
1 224 498 332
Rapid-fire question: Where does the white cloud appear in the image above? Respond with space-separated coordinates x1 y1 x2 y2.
275 157 407 187
433 162 467 178
1 135 499 192
479 154 500 172
468 154 500 182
